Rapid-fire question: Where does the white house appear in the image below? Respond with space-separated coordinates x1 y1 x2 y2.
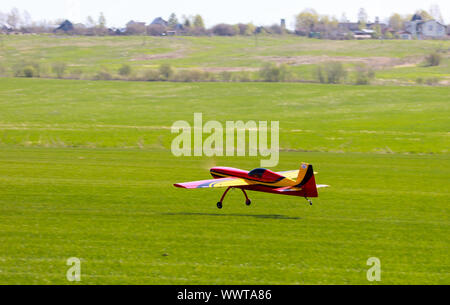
397 31 412 40
405 14 447 38
420 20 446 37
0 22 13 33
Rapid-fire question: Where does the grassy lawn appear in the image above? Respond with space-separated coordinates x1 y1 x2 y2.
0 35 449 83
0 78 448 284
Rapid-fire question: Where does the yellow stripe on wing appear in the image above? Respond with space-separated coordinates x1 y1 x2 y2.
209 178 252 188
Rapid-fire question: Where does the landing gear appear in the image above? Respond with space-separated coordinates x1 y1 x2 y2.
241 189 251 206
216 187 232 209
216 187 252 209
304 197 313 205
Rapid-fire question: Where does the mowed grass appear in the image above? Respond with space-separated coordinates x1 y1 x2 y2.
0 78 449 284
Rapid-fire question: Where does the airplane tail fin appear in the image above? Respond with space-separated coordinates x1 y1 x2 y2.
295 163 318 197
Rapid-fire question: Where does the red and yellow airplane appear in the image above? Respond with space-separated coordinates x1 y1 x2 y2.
174 163 329 209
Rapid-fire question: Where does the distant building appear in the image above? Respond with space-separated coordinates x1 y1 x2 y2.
151 17 168 27
125 20 146 34
338 19 386 37
405 14 447 38
353 30 372 39
126 20 146 28
54 20 74 32
0 22 13 33
397 31 412 40
167 24 186 36
108 27 126 35
337 22 360 32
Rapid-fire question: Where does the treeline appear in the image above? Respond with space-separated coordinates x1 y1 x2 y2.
0 9 285 36
2 6 445 38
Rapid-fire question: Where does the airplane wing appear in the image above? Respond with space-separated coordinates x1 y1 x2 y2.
174 177 252 189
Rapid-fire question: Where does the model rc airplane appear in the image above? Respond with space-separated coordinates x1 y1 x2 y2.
174 163 329 209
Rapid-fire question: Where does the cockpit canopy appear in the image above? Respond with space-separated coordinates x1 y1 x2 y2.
248 168 284 182
248 168 267 178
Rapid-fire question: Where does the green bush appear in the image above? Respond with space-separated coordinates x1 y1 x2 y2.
142 70 160 81
316 66 325 83
118 64 132 77
171 69 207 82
159 63 173 80
13 62 41 78
424 53 441 67
22 66 37 78
70 69 83 80
354 64 375 85
220 71 232 82
317 62 347 84
425 77 439 86
95 69 113 80
234 71 252 82
52 62 67 78
259 63 288 82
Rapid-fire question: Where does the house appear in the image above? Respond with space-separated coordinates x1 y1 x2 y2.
108 27 126 35
405 14 447 38
397 31 412 40
151 17 168 27
338 19 386 39
353 30 372 39
168 23 185 35
54 20 74 32
126 20 146 34
338 22 360 32
0 22 13 34
420 20 446 37
126 20 146 28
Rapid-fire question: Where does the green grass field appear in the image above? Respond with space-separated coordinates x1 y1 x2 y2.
0 35 449 84
0 78 448 284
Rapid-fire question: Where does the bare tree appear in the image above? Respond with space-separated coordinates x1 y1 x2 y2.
357 8 368 29
126 22 146 35
98 12 106 28
7 8 21 29
146 24 165 36
340 12 349 23
0 11 6 24
96 12 107 35
429 4 444 23
22 10 32 27
212 24 236 36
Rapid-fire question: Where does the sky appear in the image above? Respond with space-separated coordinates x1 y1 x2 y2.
1 0 448 28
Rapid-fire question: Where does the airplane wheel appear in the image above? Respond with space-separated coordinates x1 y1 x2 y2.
245 199 251 206
217 202 223 209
